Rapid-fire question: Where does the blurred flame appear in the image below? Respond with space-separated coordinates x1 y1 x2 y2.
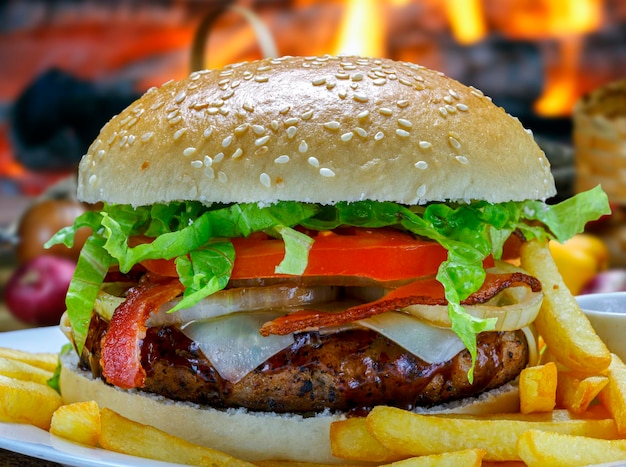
444 0 487 45
533 0 604 116
333 0 386 57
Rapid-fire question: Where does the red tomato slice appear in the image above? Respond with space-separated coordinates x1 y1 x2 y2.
138 228 468 282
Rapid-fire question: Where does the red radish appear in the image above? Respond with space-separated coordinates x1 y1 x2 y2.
4 255 75 326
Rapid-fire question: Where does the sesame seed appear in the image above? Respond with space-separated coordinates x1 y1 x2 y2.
214 152 224 163
416 184 427 197
204 155 212 167
443 95 454 104
397 100 410 108
355 127 368 138
107 132 117 145
341 131 354 142
419 141 432 149
373 78 386 86
205 167 215 179
308 156 320 168
379 108 393 116
183 147 197 157
449 89 460 99
286 126 297 139
150 101 164 110
271 120 279 131
449 136 462 149
203 127 214 138
399 78 412 86
320 168 336 177
168 116 182 125
301 110 314 120
274 155 290 164
326 82 336 90
141 132 154 142
438 107 448 118
219 107 229 116
96 149 105 159
284 118 299 126
445 105 457 114
414 82 425 91
470 86 484 97
338 90 348 99
357 110 370 119
353 93 369 102
218 171 228 183
257 65 271 72
255 76 269 83
167 109 180 120
374 131 385 141
456 155 469 164
456 103 469 112
398 119 413 129
396 129 410 138
252 125 266 135
299 140 309 153
191 160 203 168
231 80 241 88
312 77 326 86
279 106 291 115
89 174 97 185
234 124 249 136
231 148 243 159
336 72 350 80
243 101 254 112
222 136 233 147
255 135 270 146
174 91 187 104
260 173 271 187
324 121 341 130
255 146 269 156
415 161 428 170
351 72 364 81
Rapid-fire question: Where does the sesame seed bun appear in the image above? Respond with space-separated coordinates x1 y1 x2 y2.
77 55 555 206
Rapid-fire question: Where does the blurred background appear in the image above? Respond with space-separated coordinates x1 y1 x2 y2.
1 0 625 330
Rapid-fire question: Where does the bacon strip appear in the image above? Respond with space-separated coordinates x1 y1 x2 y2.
101 275 184 389
259 272 541 336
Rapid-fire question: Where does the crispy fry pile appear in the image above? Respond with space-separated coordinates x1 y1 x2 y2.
1 240 625 466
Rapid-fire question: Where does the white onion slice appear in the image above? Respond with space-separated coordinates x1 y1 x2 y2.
357 312 465 364
146 284 338 327
181 311 293 383
402 286 543 331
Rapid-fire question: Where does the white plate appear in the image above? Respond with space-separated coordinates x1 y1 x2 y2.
0 327 187 467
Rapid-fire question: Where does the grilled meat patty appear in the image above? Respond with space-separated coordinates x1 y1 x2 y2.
81 313 528 413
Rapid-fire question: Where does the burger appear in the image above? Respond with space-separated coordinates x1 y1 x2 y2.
48 55 609 463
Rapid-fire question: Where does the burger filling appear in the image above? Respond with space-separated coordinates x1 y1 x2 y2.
49 187 609 411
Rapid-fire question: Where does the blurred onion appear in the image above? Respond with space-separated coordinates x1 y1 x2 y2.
581 269 626 295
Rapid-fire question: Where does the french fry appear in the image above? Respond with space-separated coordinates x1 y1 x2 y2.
379 449 485 467
519 362 557 414
0 347 58 372
0 357 55 385
598 353 626 435
366 405 620 462
98 408 255 467
519 240 611 373
517 429 626 467
0 374 62 430
330 417 403 463
50 400 101 446
253 462 358 466
556 371 608 414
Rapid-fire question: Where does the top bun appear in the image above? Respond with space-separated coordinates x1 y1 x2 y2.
78 55 555 206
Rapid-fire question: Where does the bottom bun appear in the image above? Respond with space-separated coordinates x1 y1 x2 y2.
60 351 520 463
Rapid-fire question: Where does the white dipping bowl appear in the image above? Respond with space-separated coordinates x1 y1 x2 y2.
576 292 626 361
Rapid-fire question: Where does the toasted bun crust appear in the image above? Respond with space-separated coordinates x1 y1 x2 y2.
78 55 555 207
60 352 519 463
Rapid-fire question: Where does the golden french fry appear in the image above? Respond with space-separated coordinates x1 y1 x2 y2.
556 371 608 414
0 347 58 372
517 429 626 467
366 405 620 462
0 357 54 385
379 449 485 467
50 401 101 446
0 374 62 430
98 408 255 467
253 462 358 467
330 417 403 463
598 353 626 435
520 362 557 414
519 240 611 373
